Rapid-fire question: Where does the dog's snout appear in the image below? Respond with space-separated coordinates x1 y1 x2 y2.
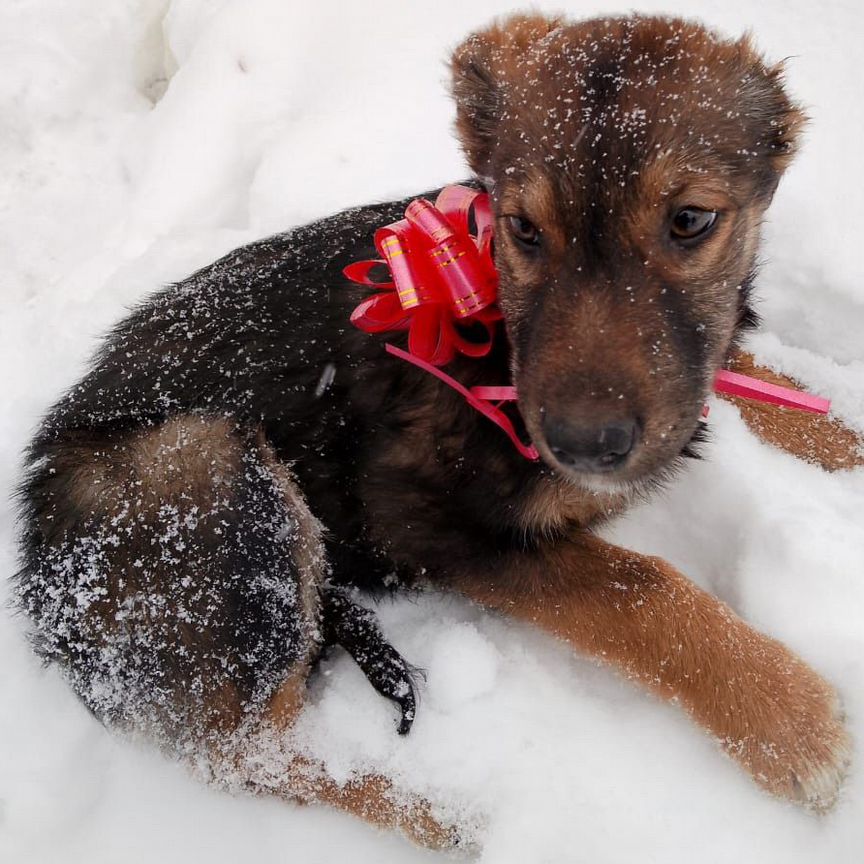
542 416 639 472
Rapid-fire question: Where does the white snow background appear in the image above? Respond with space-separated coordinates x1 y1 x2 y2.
2 1 863 861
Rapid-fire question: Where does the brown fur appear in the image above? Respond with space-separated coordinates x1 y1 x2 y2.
450 531 850 809
433 12 851 814
59 414 452 843
725 352 864 471
47 416 244 538
53 419 255 735
273 759 456 849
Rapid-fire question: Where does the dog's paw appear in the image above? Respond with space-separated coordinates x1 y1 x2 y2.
397 800 463 851
719 639 851 811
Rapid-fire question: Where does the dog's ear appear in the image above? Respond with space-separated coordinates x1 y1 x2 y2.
737 39 808 193
450 14 564 176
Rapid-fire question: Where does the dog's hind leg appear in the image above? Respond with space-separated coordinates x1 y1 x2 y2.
17 416 454 849
724 350 864 470
17 415 325 749
246 667 453 850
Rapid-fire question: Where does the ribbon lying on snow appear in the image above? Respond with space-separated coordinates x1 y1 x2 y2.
345 185 830 461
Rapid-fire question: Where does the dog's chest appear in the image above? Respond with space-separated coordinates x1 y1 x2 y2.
514 474 629 536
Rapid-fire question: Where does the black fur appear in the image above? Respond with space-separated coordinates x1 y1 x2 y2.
321 587 421 735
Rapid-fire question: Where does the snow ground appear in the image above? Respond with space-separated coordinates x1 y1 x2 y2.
1 0 863 861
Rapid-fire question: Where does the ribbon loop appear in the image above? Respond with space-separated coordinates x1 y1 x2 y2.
342 259 393 288
345 185 499 366
374 220 437 311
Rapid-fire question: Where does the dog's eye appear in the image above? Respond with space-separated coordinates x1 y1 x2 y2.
508 216 541 247
671 208 717 242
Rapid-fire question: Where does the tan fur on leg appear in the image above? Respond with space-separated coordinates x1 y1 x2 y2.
277 761 457 850
725 351 864 471
235 676 458 850
452 531 850 810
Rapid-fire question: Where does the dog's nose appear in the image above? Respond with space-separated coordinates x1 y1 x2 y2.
542 416 638 472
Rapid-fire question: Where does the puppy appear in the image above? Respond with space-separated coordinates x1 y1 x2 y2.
14 13 861 847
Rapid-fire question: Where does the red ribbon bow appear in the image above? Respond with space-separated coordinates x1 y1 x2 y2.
344 185 501 367
345 185 830 462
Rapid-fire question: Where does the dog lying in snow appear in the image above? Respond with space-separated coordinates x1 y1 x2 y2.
14 13 863 847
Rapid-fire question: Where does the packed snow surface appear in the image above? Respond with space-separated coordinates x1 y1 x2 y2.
2 1 863 862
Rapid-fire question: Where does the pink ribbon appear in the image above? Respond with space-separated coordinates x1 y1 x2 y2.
713 370 830 414
386 344 539 461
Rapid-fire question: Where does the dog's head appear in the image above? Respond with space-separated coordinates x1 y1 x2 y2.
451 14 804 490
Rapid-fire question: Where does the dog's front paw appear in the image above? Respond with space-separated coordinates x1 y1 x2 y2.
718 637 851 811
